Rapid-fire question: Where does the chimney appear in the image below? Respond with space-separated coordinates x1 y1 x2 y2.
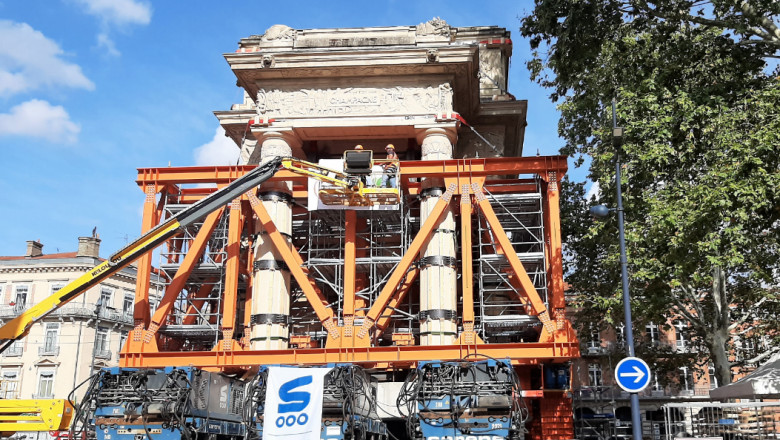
25 240 43 258
77 236 101 258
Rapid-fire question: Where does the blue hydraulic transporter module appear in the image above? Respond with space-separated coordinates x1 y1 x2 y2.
397 359 529 440
79 367 246 440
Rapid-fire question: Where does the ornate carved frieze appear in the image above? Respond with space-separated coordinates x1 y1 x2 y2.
256 84 454 119
260 25 295 41
416 17 451 37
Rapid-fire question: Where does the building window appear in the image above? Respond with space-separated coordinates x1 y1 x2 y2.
3 340 22 357
42 323 59 355
588 363 603 387
95 326 110 356
614 323 626 346
123 294 133 316
119 330 128 351
36 370 55 398
674 321 688 351
652 374 663 392
50 283 65 294
1 370 19 399
13 285 29 313
709 364 719 389
646 323 660 346
678 366 694 392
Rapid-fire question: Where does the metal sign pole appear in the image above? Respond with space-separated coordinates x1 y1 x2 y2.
613 98 643 440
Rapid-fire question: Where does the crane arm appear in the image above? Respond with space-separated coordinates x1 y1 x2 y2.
0 157 284 353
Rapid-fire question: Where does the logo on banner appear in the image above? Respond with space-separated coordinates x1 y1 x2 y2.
276 375 313 428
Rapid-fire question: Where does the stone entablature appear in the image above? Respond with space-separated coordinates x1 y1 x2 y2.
217 20 527 160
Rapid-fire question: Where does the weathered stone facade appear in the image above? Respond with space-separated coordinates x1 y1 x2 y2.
214 20 526 162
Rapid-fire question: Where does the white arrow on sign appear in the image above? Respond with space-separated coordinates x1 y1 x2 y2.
619 366 646 384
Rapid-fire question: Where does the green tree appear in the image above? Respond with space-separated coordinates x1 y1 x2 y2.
522 0 780 386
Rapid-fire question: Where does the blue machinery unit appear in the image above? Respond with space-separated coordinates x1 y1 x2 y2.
77 360 533 440
80 366 388 440
397 360 529 440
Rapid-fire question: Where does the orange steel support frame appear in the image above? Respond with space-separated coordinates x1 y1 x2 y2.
121 156 579 370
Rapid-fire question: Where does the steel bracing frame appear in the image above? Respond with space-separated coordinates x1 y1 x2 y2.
122 156 579 370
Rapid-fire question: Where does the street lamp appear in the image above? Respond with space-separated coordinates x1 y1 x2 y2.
590 99 643 440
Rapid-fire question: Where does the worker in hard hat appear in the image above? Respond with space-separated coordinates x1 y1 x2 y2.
382 144 398 188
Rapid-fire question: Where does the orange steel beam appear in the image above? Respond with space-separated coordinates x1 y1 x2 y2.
460 185 475 324
472 184 556 335
144 207 226 343
398 156 567 179
246 191 339 339
137 166 307 186
357 183 456 340
219 199 243 348
120 341 578 369
375 267 419 335
343 210 357 334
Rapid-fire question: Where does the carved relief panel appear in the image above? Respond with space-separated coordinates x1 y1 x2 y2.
256 83 454 119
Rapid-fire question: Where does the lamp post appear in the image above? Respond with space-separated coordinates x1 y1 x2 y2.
590 99 643 440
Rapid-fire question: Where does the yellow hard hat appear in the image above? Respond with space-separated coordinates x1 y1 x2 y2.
385 144 395 150
355 144 364 150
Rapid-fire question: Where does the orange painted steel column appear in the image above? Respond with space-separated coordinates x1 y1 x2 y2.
459 185 476 344
473 184 556 335
542 174 566 331
134 184 158 327
219 199 243 350
343 210 357 337
358 183 456 341
247 191 339 339
127 184 159 353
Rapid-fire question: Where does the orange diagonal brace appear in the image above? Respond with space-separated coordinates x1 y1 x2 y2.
144 207 226 343
357 183 456 340
375 267 419 335
473 184 555 334
246 191 339 339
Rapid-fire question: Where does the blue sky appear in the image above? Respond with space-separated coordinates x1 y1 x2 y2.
0 0 581 258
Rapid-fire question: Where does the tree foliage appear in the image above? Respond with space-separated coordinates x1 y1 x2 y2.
522 0 780 385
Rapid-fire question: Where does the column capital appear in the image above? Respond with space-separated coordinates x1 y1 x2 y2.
414 123 458 145
249 127 304 164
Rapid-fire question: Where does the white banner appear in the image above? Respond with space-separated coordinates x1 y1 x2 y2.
263 366 332 440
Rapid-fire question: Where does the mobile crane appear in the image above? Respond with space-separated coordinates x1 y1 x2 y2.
0 155 398 438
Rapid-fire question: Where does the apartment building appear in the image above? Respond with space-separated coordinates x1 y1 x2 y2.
571 318 773 440
0 237 162 403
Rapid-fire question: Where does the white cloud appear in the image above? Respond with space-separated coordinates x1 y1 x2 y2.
73 0 152 26
194 127 240 166
0 20 94 98
97 33 121 57
585 181 600 201
0 99 80 144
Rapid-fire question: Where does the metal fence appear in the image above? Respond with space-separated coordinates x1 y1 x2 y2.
664 401 780 440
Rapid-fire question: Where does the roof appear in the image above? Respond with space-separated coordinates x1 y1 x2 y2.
0 252 78 261
710 352 780 400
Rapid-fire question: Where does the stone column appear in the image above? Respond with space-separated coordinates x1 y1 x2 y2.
249 129 301 350
416 125 458 346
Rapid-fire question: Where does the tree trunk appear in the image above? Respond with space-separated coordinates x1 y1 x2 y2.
707 329 733 386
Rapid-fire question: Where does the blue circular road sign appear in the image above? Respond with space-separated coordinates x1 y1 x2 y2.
614 357 651 393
